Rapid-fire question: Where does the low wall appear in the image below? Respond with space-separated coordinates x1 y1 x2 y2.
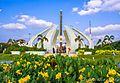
11 51 20 55
25 51 45 55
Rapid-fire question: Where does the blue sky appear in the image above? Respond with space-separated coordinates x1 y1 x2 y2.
0 0 120 44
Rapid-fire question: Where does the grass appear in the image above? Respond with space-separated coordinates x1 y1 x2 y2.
0 53 20 61
0 53 120 63
79 54 120 62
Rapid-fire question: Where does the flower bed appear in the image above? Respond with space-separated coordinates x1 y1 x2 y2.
0 54 120 83
95 50 120 55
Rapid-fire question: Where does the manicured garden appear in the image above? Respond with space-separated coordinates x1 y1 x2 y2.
0 53 120 83
0 40 120 83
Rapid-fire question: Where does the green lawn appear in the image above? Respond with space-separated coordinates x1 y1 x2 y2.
0 53 120 62
79 54 120 62
0 53 20 61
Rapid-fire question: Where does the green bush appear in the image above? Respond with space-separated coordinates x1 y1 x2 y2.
0 43 10 53
3 45 46 54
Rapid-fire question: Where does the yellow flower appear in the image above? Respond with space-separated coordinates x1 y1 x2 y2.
79 68 86 73
38 62 43 66
34 65 37 69
92 78 95 81
38 71 43 75
17 61 20 66
104 80 109 83
76 81 79 83
117 73 120 77
22 64 26 67
44 65 47 69
65 72 69 75
24 59 26 62
3 65 7 71
27 62 31 65
25 75 30 80
43 72 48 78
55 65 57 68
8 80 12 83
46 63 50 67
79 74 84 80
16 70 22 75
108 77 114 83
106 74 109 77
35 61 39 65
56 72 61 80
82 58 85 60
20 58 22 61
38 71 48 78
108 69 116 75
18 75 30 83
92 65 94 69
18 78 24 83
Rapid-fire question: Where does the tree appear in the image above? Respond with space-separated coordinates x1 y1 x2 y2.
96 39 102 46
104 35 114 44
37 34 48 49
7 39 17 44
75 35 83 49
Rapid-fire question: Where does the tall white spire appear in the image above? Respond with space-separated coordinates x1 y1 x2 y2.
89 20 92 40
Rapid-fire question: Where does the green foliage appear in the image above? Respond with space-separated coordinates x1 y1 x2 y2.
3 44 46 54
76 48 96 55
96 39 120 50
0 43 10 53
112 41 120 50
0 54 120 82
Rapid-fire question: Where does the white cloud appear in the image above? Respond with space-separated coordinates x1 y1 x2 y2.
78 8 100 15
72 7 78 12
85 24 120 35
119 12 120 15
0 23 26 29
17 15 53 28
0 9 2 12
77 0 120 15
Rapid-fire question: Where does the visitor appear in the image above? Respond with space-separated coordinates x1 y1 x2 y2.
68 47 71 54
112 52 116 56
53 47 55 54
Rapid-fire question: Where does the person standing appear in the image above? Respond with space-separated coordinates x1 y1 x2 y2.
53 47 55 54
68 47 71 54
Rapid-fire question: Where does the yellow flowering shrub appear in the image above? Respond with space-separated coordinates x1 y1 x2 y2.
56 72 61 80
18 75 30 83
0 54 120 83
78 50 85 55
108 69 117 76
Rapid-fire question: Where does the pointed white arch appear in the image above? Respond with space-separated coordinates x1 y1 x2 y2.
71 26 94 49
27 25 53 47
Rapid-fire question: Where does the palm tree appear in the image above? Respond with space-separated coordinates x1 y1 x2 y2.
7 39 17 44
75 35 83 49
104 35 114 44
37 34 48 49
96 39 102 46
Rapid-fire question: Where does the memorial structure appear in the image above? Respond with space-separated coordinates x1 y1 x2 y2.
27 10 94 53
